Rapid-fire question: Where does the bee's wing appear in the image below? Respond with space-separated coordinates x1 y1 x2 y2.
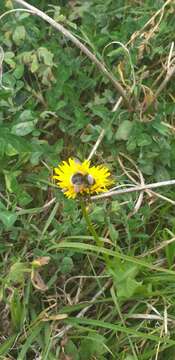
87 174 95 185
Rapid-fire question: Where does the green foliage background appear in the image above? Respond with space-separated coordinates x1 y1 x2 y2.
0 0 175 359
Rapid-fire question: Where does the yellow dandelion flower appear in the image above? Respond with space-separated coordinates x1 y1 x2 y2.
53 158 113 199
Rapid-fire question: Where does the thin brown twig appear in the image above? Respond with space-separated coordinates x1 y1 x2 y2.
117 155 145 215
90 179 175 201
152 42 174 88
53 278 112 339
0 7 35 21
63 274 109 305
87 95 123 160
138 237 175 258
13 0 130 108
127 0 173 46
144 63 175 110
129 168 144 216
146 190 175 205
155 326 164 360
117 154 175 205
87 129 105 161
0 46 11 90
154 64 175 99
167 42 174 70
125 313 174 323
112 96 123 112
43 197 56 209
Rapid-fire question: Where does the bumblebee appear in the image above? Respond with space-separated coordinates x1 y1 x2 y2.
70 172 95 193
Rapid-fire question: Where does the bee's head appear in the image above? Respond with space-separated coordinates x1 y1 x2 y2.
71 172 84 185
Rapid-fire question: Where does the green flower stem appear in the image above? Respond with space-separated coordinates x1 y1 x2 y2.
80 200 101 247
80 201 109 266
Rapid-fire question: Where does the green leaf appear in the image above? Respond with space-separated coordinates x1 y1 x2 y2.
0 210 17 228
7 262 30 284
5 143 19 156
13 64 24 79
90 206 105 223
110 262 142 299
18 12 30 21
165 242 175 267
107 48 124 58
139 160 154 175
11 121 35 136
64 340 80 360
54 139 64 154
0 334 17 357
108 223 119 243
19 109 34 121
115 120 133 140
137 133 152 147
4 51 16 68
10 289 24 331
118 276 142 299
30 151 42 165
38 47 54 66
152 121 170 135
0 126 32 153
12 25 26 45
30 54 39 73
127 138 137 151
18 191 33 206
0 200 6 210
60 256 73 274
155 165 170 181
4 170 21 193
79 334 106 359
